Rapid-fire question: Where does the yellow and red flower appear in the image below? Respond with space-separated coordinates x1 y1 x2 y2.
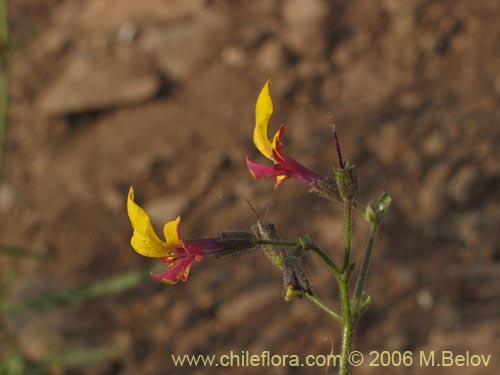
246 80 322 189
127 187 225 284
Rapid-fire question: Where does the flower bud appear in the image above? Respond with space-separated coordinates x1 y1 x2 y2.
282 254 312 301
364 192 392 226
335 161 358 202
356 292 371 317
213 230 259 258
251 222 287 269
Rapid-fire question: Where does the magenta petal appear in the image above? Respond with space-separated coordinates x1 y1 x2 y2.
281 159 321 186
246 156 283 178
151 257 194 284
185 238 222 255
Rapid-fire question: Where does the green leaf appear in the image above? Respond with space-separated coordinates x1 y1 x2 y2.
0 245 44 260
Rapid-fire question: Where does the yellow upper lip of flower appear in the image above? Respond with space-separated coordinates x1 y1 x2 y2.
253 80 281 161
127 187 183 258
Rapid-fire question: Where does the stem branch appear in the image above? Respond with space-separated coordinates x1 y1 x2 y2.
256 239 298 247
305 293 342 322
307 242 342 279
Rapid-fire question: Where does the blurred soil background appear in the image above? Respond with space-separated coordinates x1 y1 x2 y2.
1 0 499 374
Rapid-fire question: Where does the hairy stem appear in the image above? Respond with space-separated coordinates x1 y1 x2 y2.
339 195 354 375
342 201 352 271
307 242 342 279
339 275 353 375
353 224 378 317
256 239 298 247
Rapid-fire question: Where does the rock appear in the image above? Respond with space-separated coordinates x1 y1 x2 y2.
281 0 329 58
0 182 15 214
38 57 160 116
392 266 417 290
296 60 329 80
38 29 72 57
117 21 139 44
417 163 451 221
255 39 287 73
141 11 229 80
79 0 205 33
221 46 247 68
327 55 405 110
447 165 481 207
422 130 447 157
366 122 406 166
398 90 422 110
416 289 434 311
455 211 481 247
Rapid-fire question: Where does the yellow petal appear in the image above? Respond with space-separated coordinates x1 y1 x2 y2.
127 187 170 257
163 216 183 248
253 80 274 160
271 128 281 151
274 175 287 190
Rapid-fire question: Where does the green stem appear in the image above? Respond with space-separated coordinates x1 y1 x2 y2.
0 268 153 315
0 244 44 259
353 224 378 317
256 239 298 247
0 0 9 179
339 276 353 375
307 242 342 279
342 201 352 271
353 200 364 215
305 293 342 322
339 196 354 374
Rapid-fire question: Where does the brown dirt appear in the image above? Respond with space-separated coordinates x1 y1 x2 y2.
1 0 499 374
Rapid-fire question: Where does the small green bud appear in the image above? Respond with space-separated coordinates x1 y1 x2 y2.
375 192 392 218
357 292 371 316
251 222 287 270
364 192 392 225
335 160 358 202
364 205 378 225
250 223 312 300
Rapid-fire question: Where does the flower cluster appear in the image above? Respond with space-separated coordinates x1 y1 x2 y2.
126 80 392 375
127 80 329 286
